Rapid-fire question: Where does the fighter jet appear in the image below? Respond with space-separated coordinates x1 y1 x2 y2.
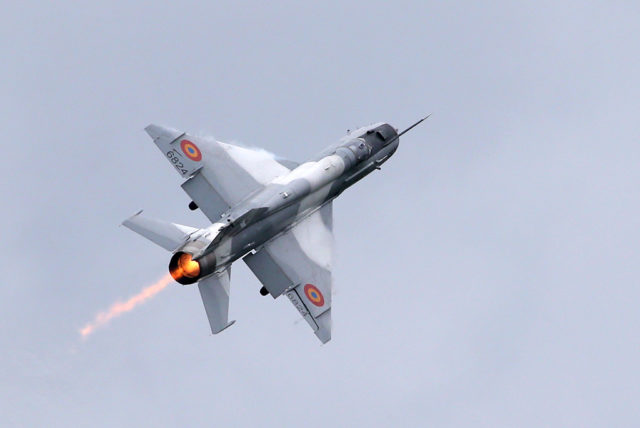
123 118 427 343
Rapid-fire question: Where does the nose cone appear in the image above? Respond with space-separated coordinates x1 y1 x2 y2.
360 123 398 154
373 123 398 143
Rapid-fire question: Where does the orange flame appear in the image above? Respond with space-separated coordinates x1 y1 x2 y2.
80 273 173 338
170 253 201 281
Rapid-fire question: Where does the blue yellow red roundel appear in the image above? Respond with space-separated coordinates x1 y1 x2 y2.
304 284 324 307
180 140 202 161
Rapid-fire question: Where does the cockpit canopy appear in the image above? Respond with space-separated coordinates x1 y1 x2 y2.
315 123 399 162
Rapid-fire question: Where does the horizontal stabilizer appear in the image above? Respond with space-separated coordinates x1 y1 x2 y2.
198 268 235 334
122 211 198 252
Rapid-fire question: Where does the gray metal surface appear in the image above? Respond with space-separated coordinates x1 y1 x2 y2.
243 248 293 298
181 172 230 222
122 211 197 252
125 120 407 343
198 268 235 334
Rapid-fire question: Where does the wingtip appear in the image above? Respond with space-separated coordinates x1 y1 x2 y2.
211 320 236 334
316 332 331 344
144 124 162 138
314 309 332 344
144 124 183 142
120 209 144 227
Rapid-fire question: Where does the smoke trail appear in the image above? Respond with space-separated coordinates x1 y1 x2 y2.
80 273 173 338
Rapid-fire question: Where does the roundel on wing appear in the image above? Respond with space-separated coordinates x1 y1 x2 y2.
304 284 324 307
180 140 202 161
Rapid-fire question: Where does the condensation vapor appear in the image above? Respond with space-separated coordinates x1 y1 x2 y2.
80 273 173 338
197 134 283 160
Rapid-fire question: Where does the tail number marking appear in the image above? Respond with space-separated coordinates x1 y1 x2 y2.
166 151 189 175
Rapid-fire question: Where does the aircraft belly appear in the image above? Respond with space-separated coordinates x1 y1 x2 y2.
213 186 337 269
213 202 304 266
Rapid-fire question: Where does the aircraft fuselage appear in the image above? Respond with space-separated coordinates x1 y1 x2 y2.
200 123 399 271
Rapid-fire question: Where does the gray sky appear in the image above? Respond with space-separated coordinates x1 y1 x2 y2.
2 1 639 426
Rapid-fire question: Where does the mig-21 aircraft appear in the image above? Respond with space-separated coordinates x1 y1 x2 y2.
123 117 427 343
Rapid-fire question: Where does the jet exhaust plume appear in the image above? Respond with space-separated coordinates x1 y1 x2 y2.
80 273 173 338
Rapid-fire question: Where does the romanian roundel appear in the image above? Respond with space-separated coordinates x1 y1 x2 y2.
304 284 324 307
180 140 202 161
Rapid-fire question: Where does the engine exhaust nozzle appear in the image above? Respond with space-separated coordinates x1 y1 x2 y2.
169 252 201 285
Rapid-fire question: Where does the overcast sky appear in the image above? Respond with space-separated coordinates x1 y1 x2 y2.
2 1 639 426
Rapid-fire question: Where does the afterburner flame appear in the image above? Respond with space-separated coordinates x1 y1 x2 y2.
80 273 173 338
171 253 201 280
